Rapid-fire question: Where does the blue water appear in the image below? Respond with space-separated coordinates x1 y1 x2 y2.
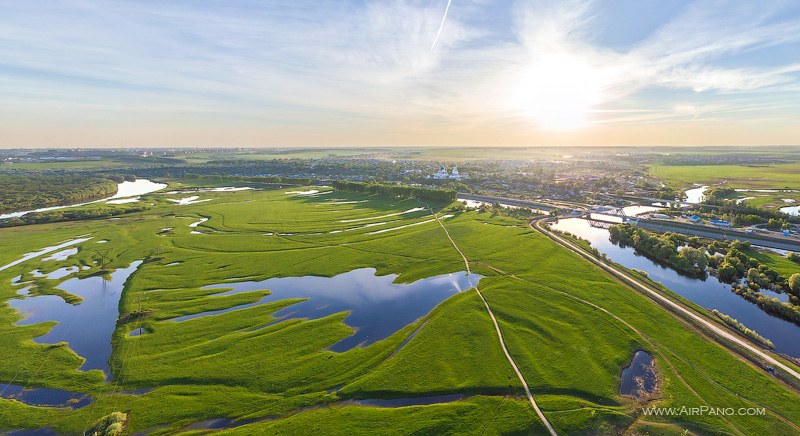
172 268 482 352
0 384 91 409
620 351 657 397
552 218 800 358
9 261 144 375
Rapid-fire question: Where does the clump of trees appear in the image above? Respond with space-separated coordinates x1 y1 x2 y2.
731 282 800 327
0 174 119 213
790 273 800 295
711 309 774 348
0 205 150 228
609 224 708 277
88 411 127 436
713 245 783 288
609 224 800 326
787 252 800 264
332 181 456 202
767 217 791 230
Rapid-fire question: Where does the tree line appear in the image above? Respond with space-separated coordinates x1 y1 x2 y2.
609 224 800 326
0 174 121 213
0 204 151 228
331 181 456 203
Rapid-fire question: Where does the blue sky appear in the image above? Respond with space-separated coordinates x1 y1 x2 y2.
1 0 799 147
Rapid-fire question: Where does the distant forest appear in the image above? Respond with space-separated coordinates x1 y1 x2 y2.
0 174 125 213
332 181 456 202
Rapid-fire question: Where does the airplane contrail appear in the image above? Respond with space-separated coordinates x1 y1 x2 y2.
430 0 453 51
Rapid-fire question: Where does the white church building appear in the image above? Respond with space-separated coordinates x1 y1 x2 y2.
433 165 468 180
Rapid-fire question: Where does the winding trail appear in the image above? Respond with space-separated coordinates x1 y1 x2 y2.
427 208 557 436
533 218 800 383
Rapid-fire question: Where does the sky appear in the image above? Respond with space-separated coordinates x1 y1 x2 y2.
1 0 800 148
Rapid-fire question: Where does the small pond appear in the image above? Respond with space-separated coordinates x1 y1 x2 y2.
620 351 657 398
352 394 464 407
0 384 91 408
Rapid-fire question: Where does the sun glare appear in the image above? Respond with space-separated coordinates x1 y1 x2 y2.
515 52 601 131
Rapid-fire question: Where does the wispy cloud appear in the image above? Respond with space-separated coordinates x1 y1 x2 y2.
0 0 798 146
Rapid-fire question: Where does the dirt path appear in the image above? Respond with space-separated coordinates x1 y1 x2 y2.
533 218 800 383
427 208 557 436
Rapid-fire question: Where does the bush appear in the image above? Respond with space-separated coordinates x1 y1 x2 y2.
718 262 738 282
790 273 800 296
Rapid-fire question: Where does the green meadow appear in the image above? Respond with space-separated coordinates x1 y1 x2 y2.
0 183 799 434
649 162 800 190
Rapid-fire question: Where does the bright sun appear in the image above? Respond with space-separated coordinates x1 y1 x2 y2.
515 52 601 131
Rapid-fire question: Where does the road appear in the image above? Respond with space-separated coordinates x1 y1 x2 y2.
427 206 558 436
637 219 800 252
533 218 800 383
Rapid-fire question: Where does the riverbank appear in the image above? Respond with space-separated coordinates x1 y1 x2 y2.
534 217 800 388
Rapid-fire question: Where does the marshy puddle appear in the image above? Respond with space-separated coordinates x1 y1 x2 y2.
41 248 78 262
30 267 78 280
620 351 657 398
350 394 464 407
129 327 148 337
173 268 481 352
780 205 800 216
169 196 212 206
9 261 144 376
0 384 92 408
0 238 91 273
339 207 426 223
183 418 257 431
285 189 332 196
189 217 209 228
366 215 452 235
181 394 466 431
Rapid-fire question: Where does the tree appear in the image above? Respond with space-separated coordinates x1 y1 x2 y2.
789 273 800 295
718 262 737 282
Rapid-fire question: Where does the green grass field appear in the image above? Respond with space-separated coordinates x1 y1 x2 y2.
1 183 799 434
649 162 800 190
2 160 131 171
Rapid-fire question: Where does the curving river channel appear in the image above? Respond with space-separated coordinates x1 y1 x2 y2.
551 218 800 358
0 179 167 220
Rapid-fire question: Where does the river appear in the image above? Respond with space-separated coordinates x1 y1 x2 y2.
684 186 708 204
551 218 800 358
0 179 167 220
